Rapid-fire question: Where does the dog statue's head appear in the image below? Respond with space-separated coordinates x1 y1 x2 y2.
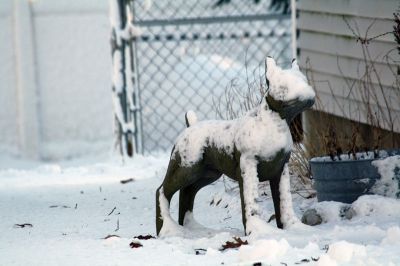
264 57 315 122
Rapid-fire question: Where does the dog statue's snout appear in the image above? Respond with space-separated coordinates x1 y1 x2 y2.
307 98 315 108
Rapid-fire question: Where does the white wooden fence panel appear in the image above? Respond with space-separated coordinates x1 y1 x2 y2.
34 12 113 159
0 1 19 155
0 0 113 159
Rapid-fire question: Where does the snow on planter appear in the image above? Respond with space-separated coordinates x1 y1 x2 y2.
156 57 315 236
371 155 400 198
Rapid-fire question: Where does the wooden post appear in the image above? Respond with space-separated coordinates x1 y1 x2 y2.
13 0 40 159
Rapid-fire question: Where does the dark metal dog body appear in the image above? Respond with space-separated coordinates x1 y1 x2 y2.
156 58 315 235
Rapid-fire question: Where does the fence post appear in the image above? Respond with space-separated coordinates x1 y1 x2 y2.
14 0 40 159
110 0 141 157
129 1 144 154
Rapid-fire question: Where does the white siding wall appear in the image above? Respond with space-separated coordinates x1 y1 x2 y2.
0 0 113 160
297 0 400 131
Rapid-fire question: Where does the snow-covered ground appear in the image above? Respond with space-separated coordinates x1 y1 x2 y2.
1 153 400 265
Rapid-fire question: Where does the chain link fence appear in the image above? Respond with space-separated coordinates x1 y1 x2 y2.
130 0 292 153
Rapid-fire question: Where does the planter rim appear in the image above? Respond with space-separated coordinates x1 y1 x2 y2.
309 157 376 165
309 149 400 165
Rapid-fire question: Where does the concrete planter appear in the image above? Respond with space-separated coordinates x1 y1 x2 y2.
310 150 400 203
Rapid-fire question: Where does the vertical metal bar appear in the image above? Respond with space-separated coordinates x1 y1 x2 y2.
110 0 135 157
132 42 144 154
291 0 297 60
130 0 144 154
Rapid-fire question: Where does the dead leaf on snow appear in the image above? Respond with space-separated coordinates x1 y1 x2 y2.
129 241 143 248
134 234 155 240
220 237 248 251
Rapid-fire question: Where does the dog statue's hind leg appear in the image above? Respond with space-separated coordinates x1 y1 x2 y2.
156 157 182 235
156 155 206 235
178 170 221 225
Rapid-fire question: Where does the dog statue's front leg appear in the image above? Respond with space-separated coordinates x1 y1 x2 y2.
238 155 268 235
277 163 300 228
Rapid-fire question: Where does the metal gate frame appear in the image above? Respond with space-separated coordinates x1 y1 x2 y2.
111 0 292 155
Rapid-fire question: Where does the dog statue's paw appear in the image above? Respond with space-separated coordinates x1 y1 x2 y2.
283 217 311 232
183 211 203 229
159 217 185 238
246 216 279 237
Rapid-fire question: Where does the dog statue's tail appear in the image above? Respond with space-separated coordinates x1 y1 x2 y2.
185 110 198 127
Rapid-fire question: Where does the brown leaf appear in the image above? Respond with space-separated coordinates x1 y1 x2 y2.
134 234 155 240
129 241 143 248
221 237 248 250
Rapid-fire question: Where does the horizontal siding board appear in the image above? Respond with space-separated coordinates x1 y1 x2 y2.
297 0 398 20
298 31 399 65
298 50 397 88
297 11 396 43
304 71 400 112
313 90 369 123
314 91 400 132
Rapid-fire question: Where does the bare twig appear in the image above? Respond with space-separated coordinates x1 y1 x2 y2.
343 16 394 44
108 207 117 216
103 234 120 239
14 223 33 228
120 178 134 184
115 218 120 232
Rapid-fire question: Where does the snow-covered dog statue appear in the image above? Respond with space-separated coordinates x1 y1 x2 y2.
156 57 315 236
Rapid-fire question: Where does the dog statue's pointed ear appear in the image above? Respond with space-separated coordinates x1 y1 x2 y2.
291 58 300 71
266 57 277 78
264 63 270 90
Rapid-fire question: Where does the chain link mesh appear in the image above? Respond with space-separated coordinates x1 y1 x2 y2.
131 0 292 153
